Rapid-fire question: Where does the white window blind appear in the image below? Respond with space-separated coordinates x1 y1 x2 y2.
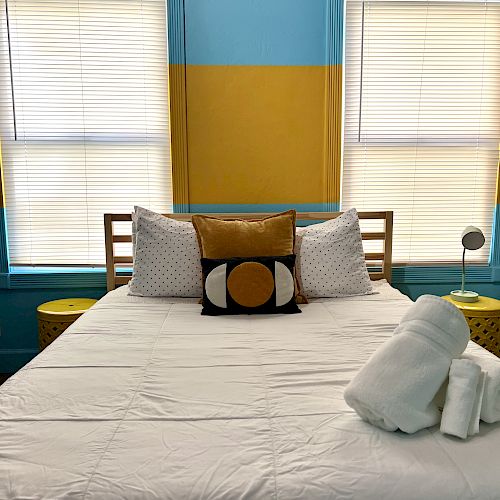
343 0 499 264
0 0 172 266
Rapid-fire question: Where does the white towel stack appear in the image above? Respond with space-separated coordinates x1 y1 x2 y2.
344 294 500 437
344 295 470 434
461 351 500 424
440 359 482 439
468 371 486 436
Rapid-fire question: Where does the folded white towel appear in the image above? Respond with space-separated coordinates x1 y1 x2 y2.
468 371 485 436
344 295 470 434
462 350 500 423
440 359 481 439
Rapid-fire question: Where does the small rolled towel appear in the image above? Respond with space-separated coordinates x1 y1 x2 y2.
468 371 485 436
440 359 481 439
462 350 500 423
344 295 470 434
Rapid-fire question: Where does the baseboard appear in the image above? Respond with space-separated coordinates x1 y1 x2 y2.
0 349 38 373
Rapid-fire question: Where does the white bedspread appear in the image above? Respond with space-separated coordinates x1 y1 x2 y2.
0 282 499 499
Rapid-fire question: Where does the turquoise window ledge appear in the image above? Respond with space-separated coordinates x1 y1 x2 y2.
0 265 498 289
1 267 129 289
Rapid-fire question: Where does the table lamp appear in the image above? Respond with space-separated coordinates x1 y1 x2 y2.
450 226 485 303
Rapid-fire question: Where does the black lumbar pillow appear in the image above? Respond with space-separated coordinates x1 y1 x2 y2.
200 255 301 316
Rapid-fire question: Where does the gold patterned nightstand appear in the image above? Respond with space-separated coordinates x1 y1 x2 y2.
442 295 500 357
37 298 97 350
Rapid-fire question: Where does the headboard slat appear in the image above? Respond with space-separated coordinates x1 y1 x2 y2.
364 252 385 261
104 211 394 291
361 232 386 240
112 235 132 243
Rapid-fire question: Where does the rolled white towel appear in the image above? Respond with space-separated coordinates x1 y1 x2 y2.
462 349 500 423
468 371 486 436
344 295 470 434
440 359 481 439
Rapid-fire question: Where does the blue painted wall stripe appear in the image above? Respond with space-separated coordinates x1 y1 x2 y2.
327 0 344 67
185 0 342 66
174 202 340 213
167 0 186 66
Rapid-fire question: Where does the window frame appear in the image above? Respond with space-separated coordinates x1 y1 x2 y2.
341 0 500 267
0 0 177 270
0 0 189 284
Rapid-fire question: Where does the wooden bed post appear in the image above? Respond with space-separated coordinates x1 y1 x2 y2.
384 211 393 284
104 214 115 292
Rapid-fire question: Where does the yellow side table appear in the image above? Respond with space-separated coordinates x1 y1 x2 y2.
37 298 97 350
442 295 500 357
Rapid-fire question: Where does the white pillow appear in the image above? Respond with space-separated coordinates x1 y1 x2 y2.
128 207 202 297
296 208 373 298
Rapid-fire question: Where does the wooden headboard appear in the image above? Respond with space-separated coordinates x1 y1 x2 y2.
104 211 393 291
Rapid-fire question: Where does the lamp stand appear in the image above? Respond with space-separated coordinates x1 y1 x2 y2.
450 248 479 303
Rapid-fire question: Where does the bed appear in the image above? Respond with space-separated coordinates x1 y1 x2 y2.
0 212 499 499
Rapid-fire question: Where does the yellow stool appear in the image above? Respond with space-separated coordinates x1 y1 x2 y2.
442 295 500 357
37 298 97 350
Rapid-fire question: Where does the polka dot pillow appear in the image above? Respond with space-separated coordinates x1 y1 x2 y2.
128 207 202 297
296 208 373 298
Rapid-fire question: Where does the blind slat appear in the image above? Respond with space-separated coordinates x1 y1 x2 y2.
0 0 172 265
343 0 499 264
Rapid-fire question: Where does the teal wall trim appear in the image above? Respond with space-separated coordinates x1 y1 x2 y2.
1 267 135 289
490 204 500 266
167 0 186 66
173 202 339 213
0 208 8 274
323 201 340 212
392 265 494 284
173 201 190 214
7 271 107 289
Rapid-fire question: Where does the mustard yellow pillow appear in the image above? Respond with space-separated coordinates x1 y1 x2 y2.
192 210 307 305
191 210 296 259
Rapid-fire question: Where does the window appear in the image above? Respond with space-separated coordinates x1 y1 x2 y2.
343 0 499 264
0 0 172 266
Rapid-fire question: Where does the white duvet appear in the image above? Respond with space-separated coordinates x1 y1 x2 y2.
0 282 499 499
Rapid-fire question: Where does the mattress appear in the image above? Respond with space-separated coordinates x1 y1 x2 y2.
0 281 499 499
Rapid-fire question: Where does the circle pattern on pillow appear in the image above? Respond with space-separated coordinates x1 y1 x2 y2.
227 262 274 307
200 255 300 316
275 261 295 306
205 264 227 308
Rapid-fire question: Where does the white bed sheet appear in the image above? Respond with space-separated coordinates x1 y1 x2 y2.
0 281 499 499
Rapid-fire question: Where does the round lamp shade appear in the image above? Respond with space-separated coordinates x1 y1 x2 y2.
461 226 485 251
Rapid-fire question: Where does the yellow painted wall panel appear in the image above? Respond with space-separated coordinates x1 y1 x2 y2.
185 65 336 205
